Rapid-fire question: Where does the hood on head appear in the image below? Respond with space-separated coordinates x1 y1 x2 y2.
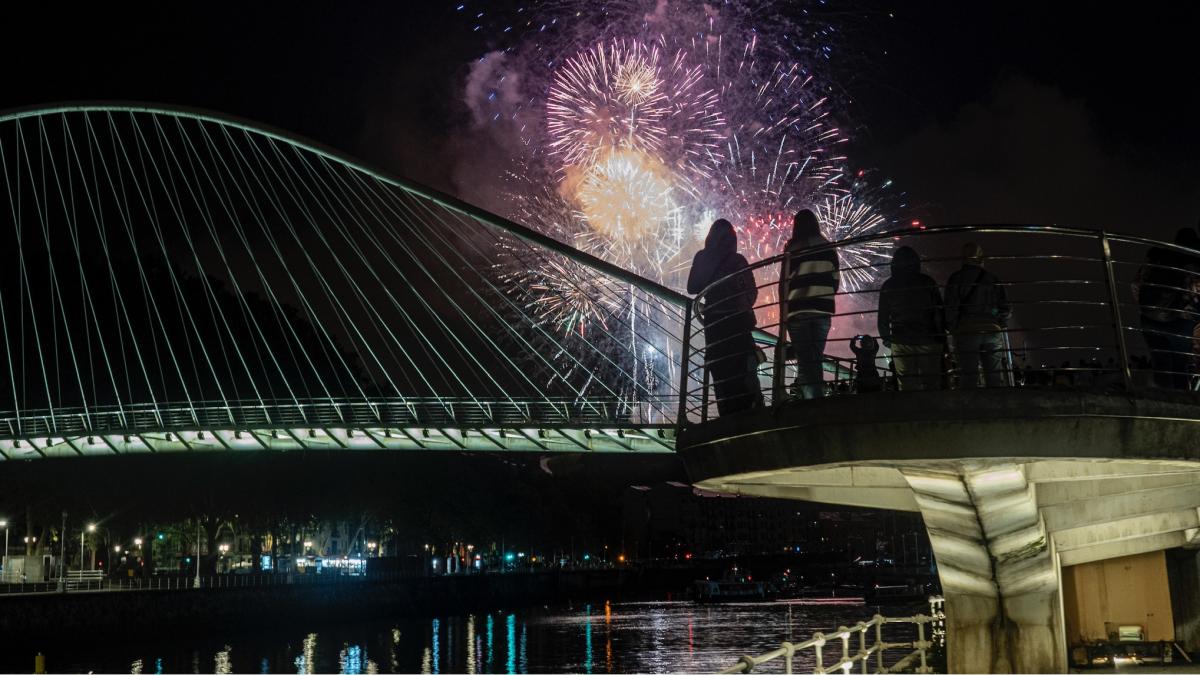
891 245 920 275
705 218 737 254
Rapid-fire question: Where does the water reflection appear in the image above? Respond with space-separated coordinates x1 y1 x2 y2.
214 646 232 675
30 598 916 674
605 602 613 674
504 614 516 674
295 633 317 674
485 613 494 671
431 619 441 675
582 603 593 674
518 622 527 674
339 644 361 674
465 615 476 674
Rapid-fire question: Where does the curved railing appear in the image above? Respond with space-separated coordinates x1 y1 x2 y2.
679 225 1200 425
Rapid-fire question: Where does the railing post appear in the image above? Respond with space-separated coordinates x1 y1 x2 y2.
874 616 885 673
677 302 694 426
813 633 825 674
859 626 868 674
782 641 794 675
773 255 791 404
839 626 849 672
917 618 929 674
1100 230 1135 390
700 364 711 424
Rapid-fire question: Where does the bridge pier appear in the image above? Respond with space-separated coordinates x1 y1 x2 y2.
903 465 1065 673
678 389 1200 674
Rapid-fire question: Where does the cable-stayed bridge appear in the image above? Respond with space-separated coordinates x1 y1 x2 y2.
0 103 684 459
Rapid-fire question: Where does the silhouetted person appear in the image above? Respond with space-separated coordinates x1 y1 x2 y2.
877 246 945 391
945 243 1011 387
1137 227 1200 390
782 210 840 398
688 219 763 415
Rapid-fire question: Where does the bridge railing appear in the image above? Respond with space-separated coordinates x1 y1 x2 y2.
0 396 677 440
680 225 1200 425
720 596 945 674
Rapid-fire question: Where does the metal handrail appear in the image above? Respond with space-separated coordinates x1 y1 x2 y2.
680 224 1200 425
720 596 945 674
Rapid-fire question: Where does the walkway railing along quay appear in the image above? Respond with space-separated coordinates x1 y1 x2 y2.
721 596 946 674
681 225 1200 424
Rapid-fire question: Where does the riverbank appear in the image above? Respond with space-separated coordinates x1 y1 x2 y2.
0 565 724 653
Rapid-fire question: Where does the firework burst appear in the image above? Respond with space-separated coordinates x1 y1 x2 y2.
576 150 679 254
547 39 670 167
547 38 725 181
458 0 896 406
814 192 893 292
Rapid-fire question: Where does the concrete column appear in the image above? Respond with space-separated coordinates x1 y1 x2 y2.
1167 547 1200 652
903 464 1066 673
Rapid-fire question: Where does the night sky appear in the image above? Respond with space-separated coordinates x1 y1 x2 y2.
4 1 1196 239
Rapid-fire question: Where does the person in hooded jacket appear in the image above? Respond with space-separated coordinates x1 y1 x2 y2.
781 210 840 399
877 246 945 391
687 219 763 415
945 243 1012 387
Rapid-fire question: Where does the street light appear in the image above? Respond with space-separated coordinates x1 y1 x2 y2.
194 521 202 589
0 519 8 583
133 537 143 548
83 523 96 571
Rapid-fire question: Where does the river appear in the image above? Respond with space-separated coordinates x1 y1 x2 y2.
21 598 928 673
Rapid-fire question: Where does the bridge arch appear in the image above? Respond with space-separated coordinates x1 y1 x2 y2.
0 102 684 456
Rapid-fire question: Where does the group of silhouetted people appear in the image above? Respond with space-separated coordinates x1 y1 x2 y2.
689 213 1200 415
1136 227 1200 390
687 210 843 415
877 242 1012 391
688 210 1013 414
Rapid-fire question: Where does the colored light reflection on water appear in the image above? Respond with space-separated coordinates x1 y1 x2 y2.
13 600 923 673
583 603 593 674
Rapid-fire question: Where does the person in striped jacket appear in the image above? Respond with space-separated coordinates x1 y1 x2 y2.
781 209 840 398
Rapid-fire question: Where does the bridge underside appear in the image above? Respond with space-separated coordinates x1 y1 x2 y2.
0 424 675 459
679 388 1200 673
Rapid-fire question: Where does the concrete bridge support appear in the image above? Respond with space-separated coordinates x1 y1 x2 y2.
678 389 1200 674
903 465 1064 673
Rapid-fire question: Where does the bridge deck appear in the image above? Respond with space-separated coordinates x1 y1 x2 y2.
0 399 676 458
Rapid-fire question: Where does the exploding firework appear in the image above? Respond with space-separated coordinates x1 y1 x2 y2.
547 39 670 167
547 38 725 181
576 149 679 254
504 256 624 336
459 0 893 405
814 192 893 292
